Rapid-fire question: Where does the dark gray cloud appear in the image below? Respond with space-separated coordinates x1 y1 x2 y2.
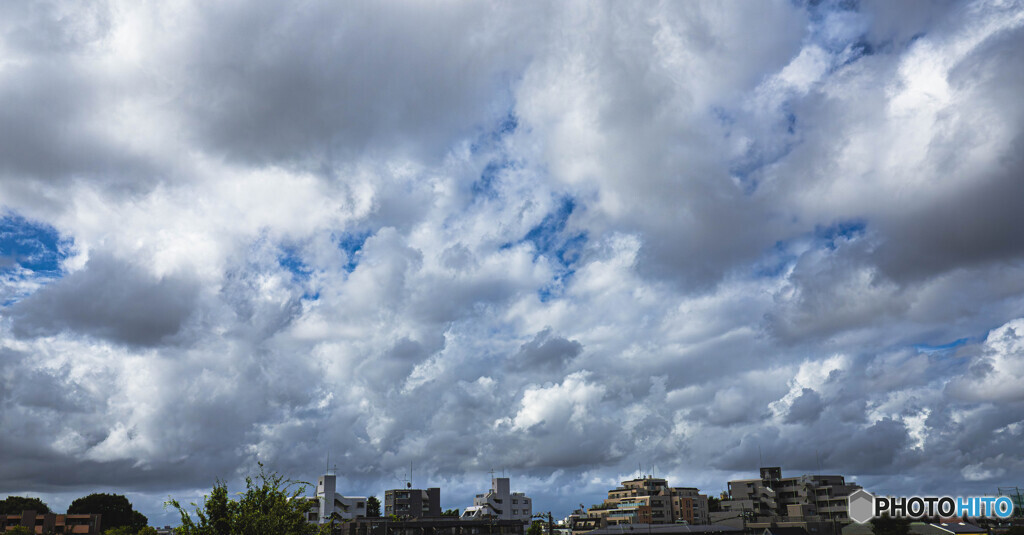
170 2 536 167
785 388 823 424
6 253 200 347
509 329 583 372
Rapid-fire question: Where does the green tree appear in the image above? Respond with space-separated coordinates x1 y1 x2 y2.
707 496 721 513
441 509 460 517
527 520 544 535
870 514 910 535
7 526 33 535
68 493 147 532
366 496 381 518
138 528 158 535
0 496 51 514
168 464 323 535
104 527 137 535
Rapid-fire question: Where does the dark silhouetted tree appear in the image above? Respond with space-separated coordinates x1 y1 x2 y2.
366 496 381 518
0 496 51 515
870 514 910 535
68 493 147 532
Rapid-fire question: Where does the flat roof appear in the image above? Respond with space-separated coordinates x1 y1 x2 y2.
586 524 742 535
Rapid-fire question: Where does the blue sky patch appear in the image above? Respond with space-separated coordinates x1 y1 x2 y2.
338 230 372 273
0 213 70 276
470 112 519 155
523 197 575 259
472 159 511 200
517 196 588 301
814 219 866 249
278 245 312 281
914 337 970 353
751 219 867 278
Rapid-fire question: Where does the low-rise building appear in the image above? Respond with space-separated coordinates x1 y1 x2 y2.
462 477 533 523
2 511 102 534
910 522 987 535
720 467 863 532
307 472 368 525
574 476 711 534
385 487 441 519
343 517 525 535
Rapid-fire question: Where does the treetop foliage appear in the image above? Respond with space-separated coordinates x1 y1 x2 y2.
68 493 147 532
0 496 51 515
168 464 325 535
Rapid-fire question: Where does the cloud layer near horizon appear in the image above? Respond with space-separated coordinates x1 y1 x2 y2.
2 0 1024 524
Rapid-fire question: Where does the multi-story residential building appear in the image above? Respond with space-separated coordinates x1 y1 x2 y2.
307 472 368 525
671 487 710 525
461 477 533 523
717 467 862 530
574 476 710 534
385 486 441 519
2 511 102 534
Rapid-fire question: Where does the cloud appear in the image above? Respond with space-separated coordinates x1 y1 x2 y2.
6 253 200 347
1 0 1023 525
785 389 824 424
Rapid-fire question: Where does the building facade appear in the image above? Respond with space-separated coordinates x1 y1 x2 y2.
574 476 710 534
385 487 441 519
461 477 533 523
716 467 862 530
307 472 368 525
2 511 102 534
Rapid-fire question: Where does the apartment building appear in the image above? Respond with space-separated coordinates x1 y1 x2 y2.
461 477 533 523
307 472 368 524
2 511 102 534
385 486 441 519
574 476 710 534
718 467 862 528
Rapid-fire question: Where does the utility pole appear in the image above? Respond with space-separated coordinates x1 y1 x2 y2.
533 512 554 535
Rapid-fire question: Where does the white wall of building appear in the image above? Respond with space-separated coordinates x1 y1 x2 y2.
314 473 368 524
462 477 533 523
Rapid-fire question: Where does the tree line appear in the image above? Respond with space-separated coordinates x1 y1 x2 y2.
0 493 151 535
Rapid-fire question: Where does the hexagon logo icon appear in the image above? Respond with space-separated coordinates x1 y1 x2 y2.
848 489 875 524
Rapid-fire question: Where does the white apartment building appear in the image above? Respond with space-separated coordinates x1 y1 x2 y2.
462 477 533 523
307 472 368 525
721 467 861 523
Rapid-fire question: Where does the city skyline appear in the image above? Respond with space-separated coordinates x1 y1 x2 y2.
1 0 1023 528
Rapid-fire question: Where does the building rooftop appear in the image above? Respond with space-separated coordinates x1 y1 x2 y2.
586 524 742 535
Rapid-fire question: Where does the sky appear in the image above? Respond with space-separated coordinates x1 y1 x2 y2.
1 0 1024 527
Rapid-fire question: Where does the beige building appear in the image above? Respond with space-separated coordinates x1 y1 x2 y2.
574 476 710 534
715 467 862 532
